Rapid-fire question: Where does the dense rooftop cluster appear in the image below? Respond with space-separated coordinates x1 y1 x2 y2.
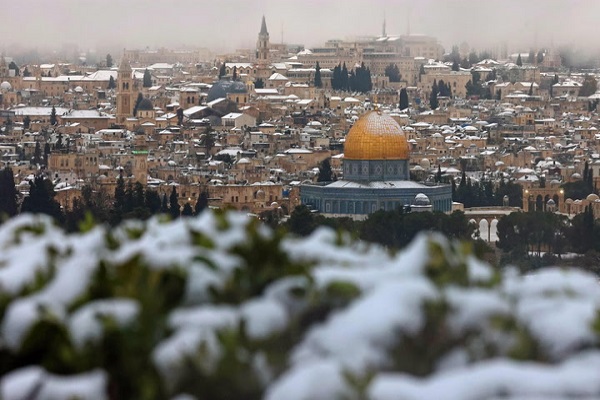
0 20 598 225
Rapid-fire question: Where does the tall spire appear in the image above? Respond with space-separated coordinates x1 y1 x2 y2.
382 13 386 37
260 15 268 36
118 53 132 74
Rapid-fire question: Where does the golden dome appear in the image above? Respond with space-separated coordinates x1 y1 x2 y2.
344 111 409 160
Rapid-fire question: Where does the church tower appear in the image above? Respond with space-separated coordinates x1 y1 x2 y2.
256 16 270 65
116 55 135 125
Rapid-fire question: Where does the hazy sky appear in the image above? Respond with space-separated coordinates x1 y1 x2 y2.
2 0 599 55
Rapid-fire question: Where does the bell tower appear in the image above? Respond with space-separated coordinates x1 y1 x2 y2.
116 55 134 125
256 15 270 66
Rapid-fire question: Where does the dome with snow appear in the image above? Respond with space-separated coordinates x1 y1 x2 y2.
137 98 154 111
206 79 247 102
0 81 11 92
413 193 431 206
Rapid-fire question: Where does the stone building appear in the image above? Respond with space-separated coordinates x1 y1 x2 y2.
116 56 138 125
300 110 452 219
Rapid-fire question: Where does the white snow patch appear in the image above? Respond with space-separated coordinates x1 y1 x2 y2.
265 360 350 400
68 299 140 348
241 298 288 339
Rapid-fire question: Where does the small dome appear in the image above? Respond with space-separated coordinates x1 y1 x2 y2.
344 111 409 161
74 86 84 93
547 199 556 205
587 194 599 201
413 193 431 206
420 158 431 169
137 98 154 111
571 173 582 181
207 79 247 102
565 198 574 204
0 81 11 91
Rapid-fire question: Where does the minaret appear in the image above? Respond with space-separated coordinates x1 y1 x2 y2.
382 14 387 37
257 15 270 65
116 55 134 125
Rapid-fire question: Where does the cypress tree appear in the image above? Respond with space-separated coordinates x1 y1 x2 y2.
348 70 356 92
21 175 63 221
384 63 401 82
219 63 226 79
33 141 41 165
195 190 209 215
114 172 126 220
43 143 50 166
50 106 57 126
182 203 194 217
8 61 19 76
314 62 322 88
145 189 162 215
516 54 523 67
56 133 63 150
0 167 18 220
133 93 143 117
332 63 341 90
143 69 152 87
460 57 470 69
132 181 145 209
317 158 333 182
365 66 372 92
430 80 439 110
169 186 180 219
436 165 443 183
341 63 349 91
161 193 169 213
399 88 409 110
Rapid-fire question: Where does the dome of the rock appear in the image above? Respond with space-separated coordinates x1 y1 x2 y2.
344 110 409 160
